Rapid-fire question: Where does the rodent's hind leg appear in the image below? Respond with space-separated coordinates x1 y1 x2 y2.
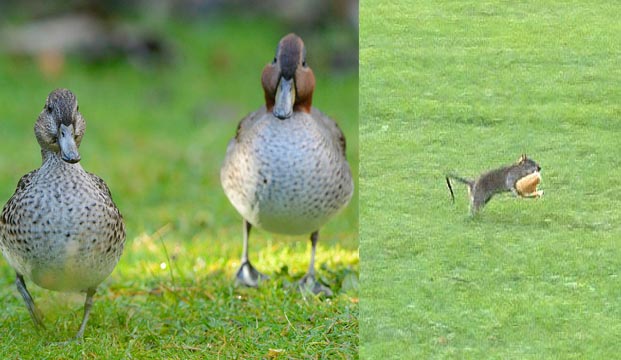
470 198 484 216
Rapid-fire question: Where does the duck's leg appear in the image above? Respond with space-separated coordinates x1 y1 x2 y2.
15 273 45 329
299 231 333 296
236 220 268 287
49 288 96 345
74 288 96 340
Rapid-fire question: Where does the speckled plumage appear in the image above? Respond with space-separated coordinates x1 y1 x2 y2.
0 156 125 292
0 88 125 340
220 34 353 295
221 107 352 235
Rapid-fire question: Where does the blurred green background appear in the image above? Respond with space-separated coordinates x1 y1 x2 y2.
0 1 359 357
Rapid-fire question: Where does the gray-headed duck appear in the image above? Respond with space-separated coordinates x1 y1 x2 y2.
0 88 125 341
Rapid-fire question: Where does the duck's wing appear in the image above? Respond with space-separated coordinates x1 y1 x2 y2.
86 172 125 218
311 108 347 157
86 172 126 240
225 106 267 154
87 172 114 198
0 169 38 226
234 107 267 141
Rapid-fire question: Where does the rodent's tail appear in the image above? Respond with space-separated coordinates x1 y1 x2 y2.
445 174 473 203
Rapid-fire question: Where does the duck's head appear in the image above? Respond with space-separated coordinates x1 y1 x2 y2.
261 33 315 120
35 88 85 163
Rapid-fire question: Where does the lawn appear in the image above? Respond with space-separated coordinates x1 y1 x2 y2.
0 17 358 358
360 1 621 358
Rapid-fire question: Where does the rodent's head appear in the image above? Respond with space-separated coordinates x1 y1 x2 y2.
515 154 541 175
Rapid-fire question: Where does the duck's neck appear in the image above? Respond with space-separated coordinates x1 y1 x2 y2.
40 148 77 168
264 96 313 115
41 148 57 163
293 99 313 114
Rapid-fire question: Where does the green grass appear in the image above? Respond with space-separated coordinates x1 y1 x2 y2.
360 1 620 358
0 18 358 358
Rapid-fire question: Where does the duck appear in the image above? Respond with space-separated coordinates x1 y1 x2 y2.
220 33 354 296
0 88 126 340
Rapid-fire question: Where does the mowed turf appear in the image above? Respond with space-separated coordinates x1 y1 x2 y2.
0 18 358 358
360 1 620 358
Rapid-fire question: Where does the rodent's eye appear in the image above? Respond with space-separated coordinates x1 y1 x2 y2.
302 60 307 67
76 105 79 112
46 104 53 112
272 57 277 64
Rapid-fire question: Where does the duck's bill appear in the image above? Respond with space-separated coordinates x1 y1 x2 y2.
273 77 295 120
59 123 81 163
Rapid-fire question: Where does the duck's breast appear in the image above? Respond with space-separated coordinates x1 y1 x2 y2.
0 163 125 292
222 112 353 235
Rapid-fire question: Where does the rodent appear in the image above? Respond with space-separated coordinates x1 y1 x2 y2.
446 154 542 215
